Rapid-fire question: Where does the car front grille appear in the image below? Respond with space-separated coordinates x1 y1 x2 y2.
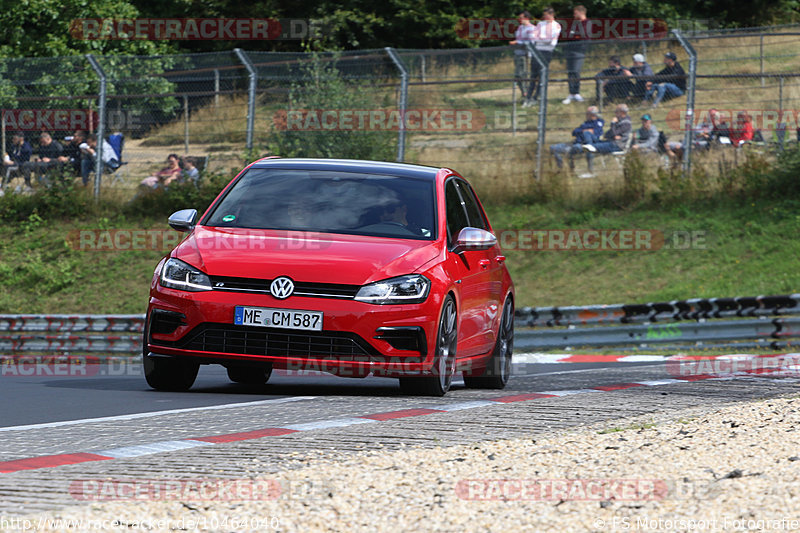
154 323 376 361
209 276 359 299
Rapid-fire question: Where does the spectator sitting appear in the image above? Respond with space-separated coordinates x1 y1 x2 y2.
58 130 86 177
550 105 604 170
631 114 660 153
581 103 633 177
625 54 654 99
80 134 119 186
644 52 686 108
21 132 64 187
140 154 182 189
729 112 754 146
180 156 200 186
708 108 731 141
595 56 631 102
1 132 33 194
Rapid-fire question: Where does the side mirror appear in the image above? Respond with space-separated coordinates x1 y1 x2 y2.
168 209 197 232
452 227 497 253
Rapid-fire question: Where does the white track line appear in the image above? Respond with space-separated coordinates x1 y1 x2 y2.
0 396 317 433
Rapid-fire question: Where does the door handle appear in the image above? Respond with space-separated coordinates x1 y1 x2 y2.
479 259 491 269
495 255 506 264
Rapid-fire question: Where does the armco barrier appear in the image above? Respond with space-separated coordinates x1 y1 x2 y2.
515 294 800 350
516 294 800 327
0 315 144 354
0 295 798 354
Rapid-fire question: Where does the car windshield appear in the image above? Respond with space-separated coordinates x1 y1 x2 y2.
203 168 437 240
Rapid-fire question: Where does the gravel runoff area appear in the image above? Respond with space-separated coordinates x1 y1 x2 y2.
7 394 800 533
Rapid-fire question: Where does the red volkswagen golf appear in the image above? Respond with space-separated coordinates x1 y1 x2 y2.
144 158 514 396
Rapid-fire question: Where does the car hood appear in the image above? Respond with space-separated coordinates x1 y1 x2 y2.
172 226 442 285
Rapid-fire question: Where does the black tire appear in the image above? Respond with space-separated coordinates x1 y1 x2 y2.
463 296 514 389
399 296 457 396
143 354 199 391
226 364 272 385
142 317 199 392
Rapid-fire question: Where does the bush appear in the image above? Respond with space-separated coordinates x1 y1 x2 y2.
266 52 395 161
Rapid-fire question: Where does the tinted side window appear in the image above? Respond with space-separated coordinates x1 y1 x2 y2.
456 180 488 230
445 180 469 243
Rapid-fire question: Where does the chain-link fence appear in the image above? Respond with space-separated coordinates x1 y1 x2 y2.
2 24 800 201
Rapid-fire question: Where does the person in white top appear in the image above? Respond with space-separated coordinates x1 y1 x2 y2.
509 11 535 104
526 7 561 106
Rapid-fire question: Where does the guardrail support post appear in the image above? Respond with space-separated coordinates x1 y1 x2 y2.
234 48 257 152
385 47 409 162
672 30 697 175
85 54 106 200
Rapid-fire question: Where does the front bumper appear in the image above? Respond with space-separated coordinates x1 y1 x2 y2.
146 286 444 376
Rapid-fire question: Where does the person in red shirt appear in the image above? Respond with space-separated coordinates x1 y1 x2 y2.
729 112 754 146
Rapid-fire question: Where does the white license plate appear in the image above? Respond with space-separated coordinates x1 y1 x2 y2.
234 306 323 331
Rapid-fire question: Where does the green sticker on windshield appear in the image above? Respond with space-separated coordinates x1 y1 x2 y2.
222 215 236 222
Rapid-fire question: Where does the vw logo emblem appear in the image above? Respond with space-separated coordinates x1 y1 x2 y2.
270 277 294 299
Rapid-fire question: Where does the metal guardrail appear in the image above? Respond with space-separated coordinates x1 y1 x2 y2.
515 294 800 350
0 295 798 354
0 315 144 354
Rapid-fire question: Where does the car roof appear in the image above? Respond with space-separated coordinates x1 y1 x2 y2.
248 158 447 180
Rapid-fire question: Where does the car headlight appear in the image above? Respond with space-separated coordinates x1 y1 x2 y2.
159 258 212 292
355 274 430 305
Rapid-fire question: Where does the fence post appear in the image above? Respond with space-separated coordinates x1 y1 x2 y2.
526 43 548 181
86 54 106 199
234 48 257 152
420 54 426 82
778 75 785 151
183 94 190 154
672 30 697 175
512 80 517 136
385 47 408 162
214 69 220 107
1 112 6 165
760 34 765 87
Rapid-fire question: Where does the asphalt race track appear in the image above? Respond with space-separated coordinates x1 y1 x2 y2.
1 354 798 513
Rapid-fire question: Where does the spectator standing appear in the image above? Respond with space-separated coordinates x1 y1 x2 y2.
21 132 64 187
596 56 632 101
510 11 536 106
562 5 589 104
625 54 654 99
632 114 660 152
1 132 33 194
80 133 118 186
581 103 633 177
644 52 686 108
525 7 561 106
550 105 604 169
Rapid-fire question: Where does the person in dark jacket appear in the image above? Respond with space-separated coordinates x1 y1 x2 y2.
550 105 604 169
644 52 686 107
2 131 33 190
581 103 633 176
595 56 632 101
625 54 654 99
561 5 590 104
21 131 64 187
